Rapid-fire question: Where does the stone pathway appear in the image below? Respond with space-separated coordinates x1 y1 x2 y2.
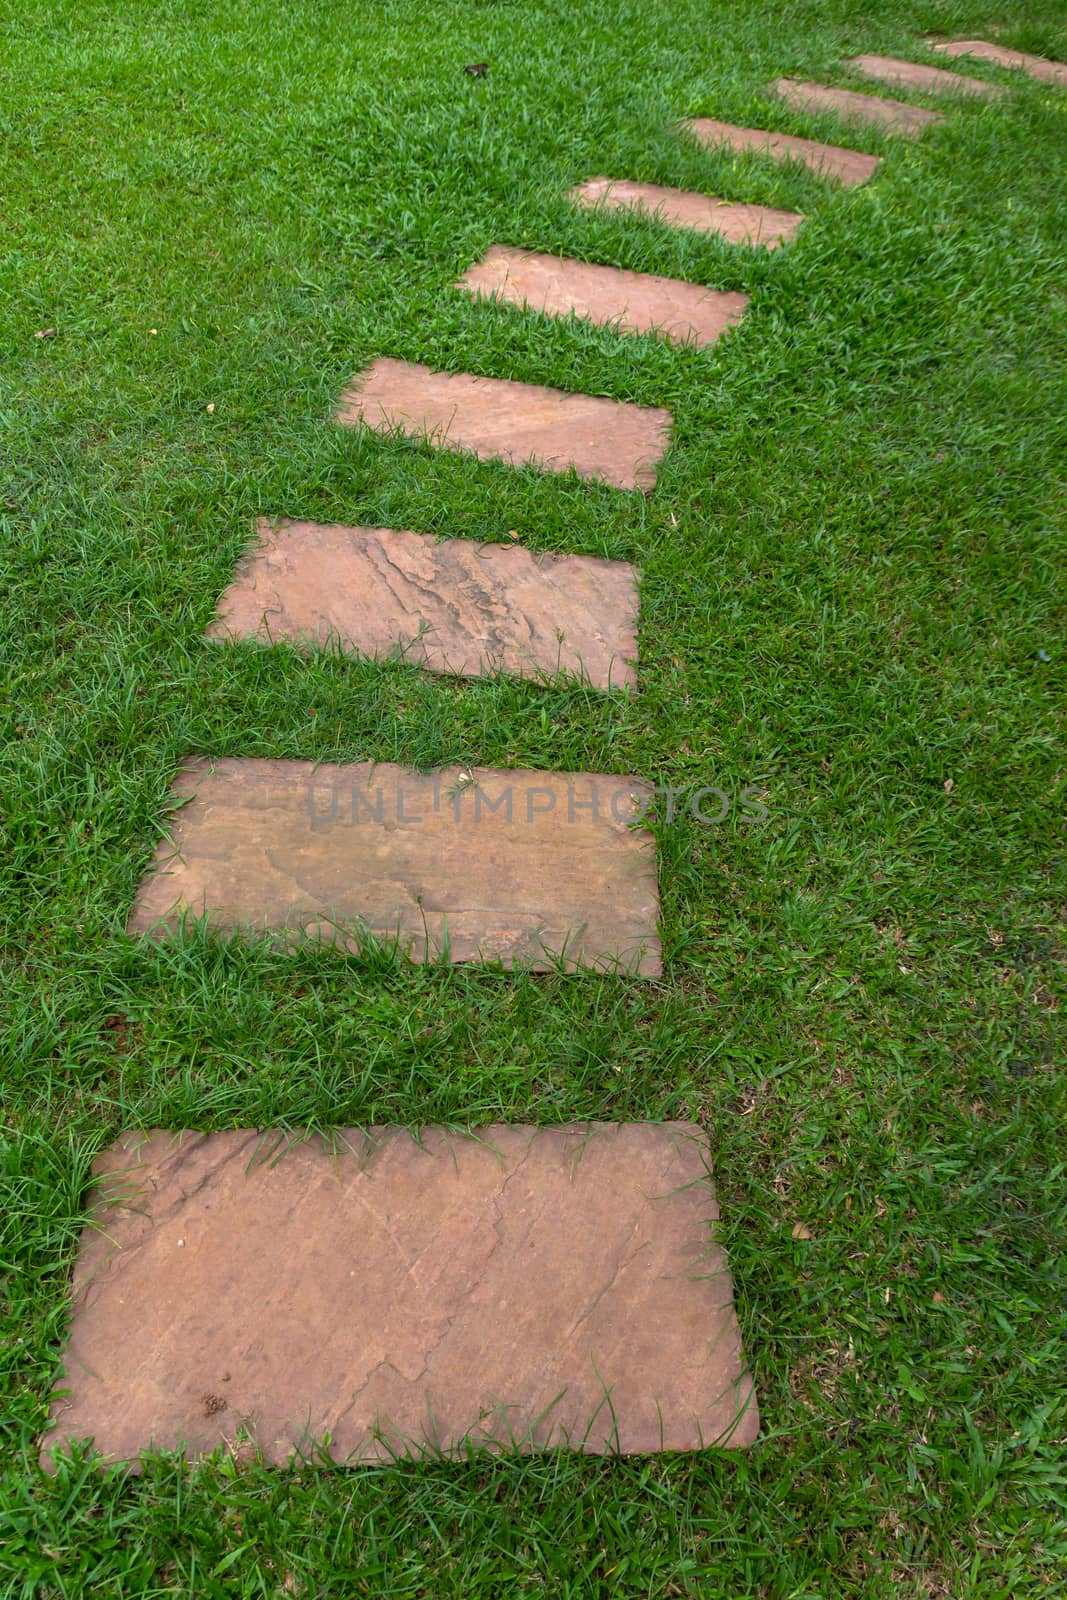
42 1125 757 1465
208 518 640 689
129 757 662 974
337 357 671 491
681 117 880 187
570 176 804 248
771 78 943 136
930 39 1067 88
458 245 749 347
846 53 1005 99
55 27 1044 1465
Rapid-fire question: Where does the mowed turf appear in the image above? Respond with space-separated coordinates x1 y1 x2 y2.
1 0 1065 1594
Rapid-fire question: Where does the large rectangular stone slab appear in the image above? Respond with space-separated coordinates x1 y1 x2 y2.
931 39 1067 89
336 358 670 492
128 757 661 974
771 78 943 136
207 518 639 690
41 1124 758 1466
846 53 1005 98
569 176 803 248
457 245 748 348
681 116 879 187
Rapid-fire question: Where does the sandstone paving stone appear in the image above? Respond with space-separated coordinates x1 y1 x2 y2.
41 1123 759 1465
128 757 662 974
846 52 1005 98
336 358 670 492
569 176 803 248
457 245 748 348
931 39 1067 89
681 116 879 186
771 78 943 136
207 518 640 690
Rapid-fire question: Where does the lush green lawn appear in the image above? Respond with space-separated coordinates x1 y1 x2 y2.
2 0 1066 1593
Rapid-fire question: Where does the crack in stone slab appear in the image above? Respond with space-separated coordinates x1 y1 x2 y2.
43 1124 758 1465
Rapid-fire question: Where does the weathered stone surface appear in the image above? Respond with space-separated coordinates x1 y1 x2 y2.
569 176 803 248
771 78 943 135
128 757 661 974
41 1124 758 1466
931 39 1067 88
846 53 1005 98
457 245 748 348
681 116 879 187
208 519 639 690
336 358 670 492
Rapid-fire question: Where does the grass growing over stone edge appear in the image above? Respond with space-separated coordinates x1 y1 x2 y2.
1 0 1066 1594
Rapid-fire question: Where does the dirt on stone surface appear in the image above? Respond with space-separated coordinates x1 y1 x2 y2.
42 1124 758 1466
337 358 672 492
126 756 663 974
208 517 640 690
458 245 749 348
570 176 804 248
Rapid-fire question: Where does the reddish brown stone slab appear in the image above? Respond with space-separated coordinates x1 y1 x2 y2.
771 78 943 136
41 1124 758 1466
336 358 670 492
457 245 748 348
931 39 1067 89
208 519 639 690
681 116 879 187
846 53 1005 99
569 176 803 248
128 757 661 974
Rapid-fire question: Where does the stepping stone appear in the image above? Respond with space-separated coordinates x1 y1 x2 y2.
457 245 749 348
846 53 1005 99
41 1123 758 1466
771 78 943 136
681 116 879 187
569 176 804 249
337 358 670 493
208 518 639 690
129 757 661 974
931 39 1067 89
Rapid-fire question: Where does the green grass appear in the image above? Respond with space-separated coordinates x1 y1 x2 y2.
2 0 1066 1593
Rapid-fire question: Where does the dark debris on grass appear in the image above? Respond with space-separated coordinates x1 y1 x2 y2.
2 0 1067 1593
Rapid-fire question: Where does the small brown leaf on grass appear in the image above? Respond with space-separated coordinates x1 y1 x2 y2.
505 528 519 540
791 1222 812 1241
101 1013 139 1054
35 327 57 339
932 1291 946 1304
